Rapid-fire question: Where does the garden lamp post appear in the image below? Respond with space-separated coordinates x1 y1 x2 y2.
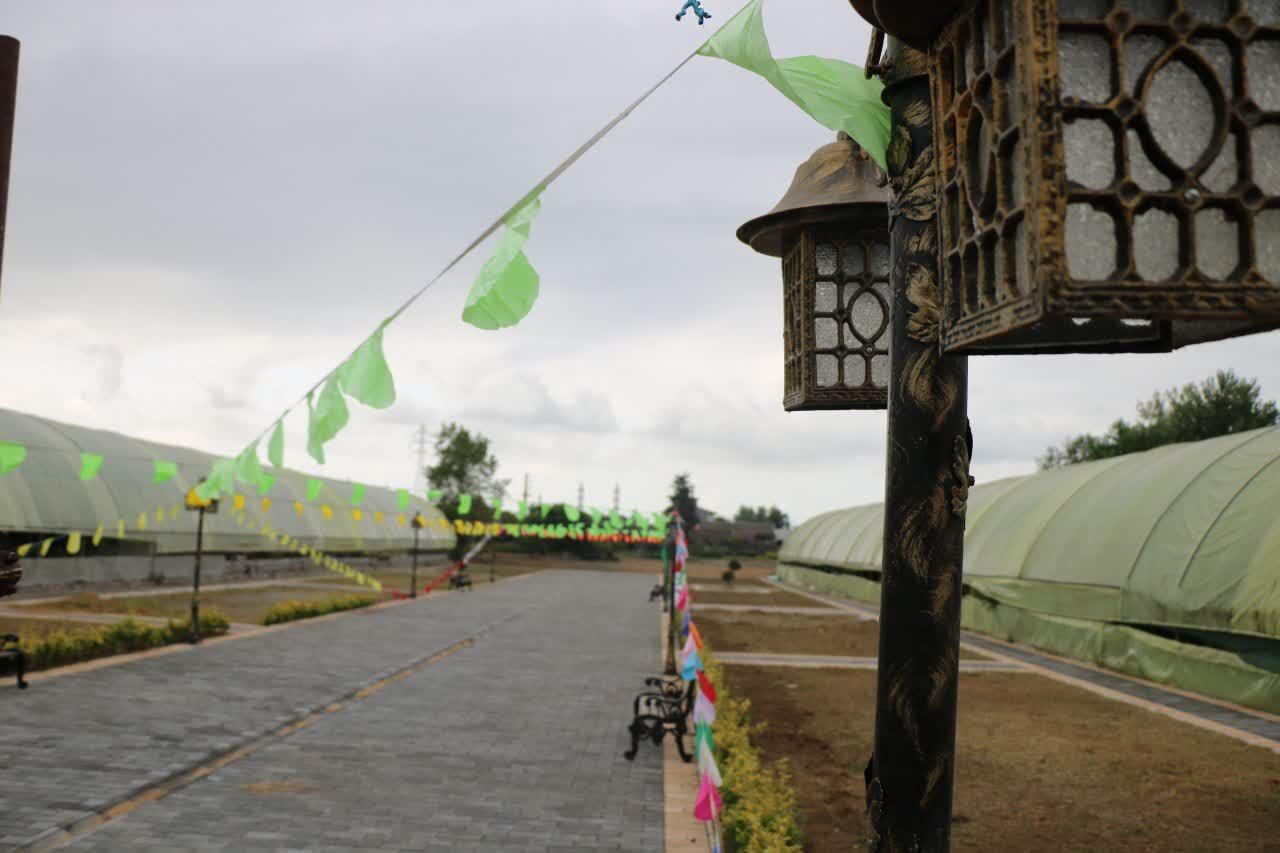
836 0 1280 849
184 480 220 644
410 514 424 598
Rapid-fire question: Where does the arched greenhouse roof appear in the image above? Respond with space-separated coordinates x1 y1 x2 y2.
0 407 455 555
780 426 1280 640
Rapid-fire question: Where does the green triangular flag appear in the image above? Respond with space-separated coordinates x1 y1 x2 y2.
338 324 397 409
153 460 178 484
268 421 285 468
306 376 350 464
396 489 411 512
259 474 276 497
491 497 502 515
0 442 26 475
196 458 236 501
427 489 442 503
351 484 365 507
79 452 104 481
457 494 472 516
565 505 580 523
235 443 266 490
306 478 323 502
462 194 542 330
695 720 715 755
517 500 528 519
697 0 890 169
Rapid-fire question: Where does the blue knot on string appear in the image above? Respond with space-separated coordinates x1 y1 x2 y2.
675 0 712 24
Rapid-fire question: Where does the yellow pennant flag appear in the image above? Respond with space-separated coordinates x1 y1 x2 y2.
66 531 82 555
352 509 363 522
233 494 246 511
39 538 54 557
17 543 30 557
154 507 165 524
374 511 383 525
92 524 104 546
321 505 333 520
397 514 405 526
116 520 126 539
294 501 305 516
262 498 272 512
137 512 148 531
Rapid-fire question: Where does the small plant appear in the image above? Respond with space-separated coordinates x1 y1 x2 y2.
19 611 231 672
262 594 378 626
728 559 742 572
722 568 736 585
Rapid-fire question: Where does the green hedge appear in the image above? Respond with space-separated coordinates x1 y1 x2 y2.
705 656 804 852
262 594 378 626
20 612 231 671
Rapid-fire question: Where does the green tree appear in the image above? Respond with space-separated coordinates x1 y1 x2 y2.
734 505 791 528
1039 370 1278 469
668 473 700 533
426 423 508 558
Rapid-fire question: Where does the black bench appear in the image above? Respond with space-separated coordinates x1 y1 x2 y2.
0 634 27 689
448 571 473 591
649 583 665 602
623 675 695 762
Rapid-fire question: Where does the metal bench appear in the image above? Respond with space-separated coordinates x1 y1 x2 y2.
623 675 695 762
649 582 665 602
0 634 27 689
0 550 19 600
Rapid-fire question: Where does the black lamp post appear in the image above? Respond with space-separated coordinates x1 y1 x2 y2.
0 36 17 296
184 481 219 644
410 514 424 598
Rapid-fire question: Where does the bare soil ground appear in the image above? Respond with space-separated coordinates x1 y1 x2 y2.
18 587 373 626
692 587 832 607
723 666 1280 852
697 610 988 660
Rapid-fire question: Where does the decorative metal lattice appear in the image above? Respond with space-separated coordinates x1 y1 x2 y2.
783 228 891 410
932 0 1280 352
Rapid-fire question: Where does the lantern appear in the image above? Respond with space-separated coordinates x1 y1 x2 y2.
923 0 1280 353
738 132 893 410
847 0 968 52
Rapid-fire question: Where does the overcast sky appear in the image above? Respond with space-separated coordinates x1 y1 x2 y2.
0 0 1276 525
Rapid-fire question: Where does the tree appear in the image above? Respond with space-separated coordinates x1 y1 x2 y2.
1039 370 1279 469
425 423 508 505
426 423 509 558
668 473 700 532
734 505 791 528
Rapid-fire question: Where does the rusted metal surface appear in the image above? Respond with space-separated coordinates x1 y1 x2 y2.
931 0 1280 353
0 36 18 295
867 38 971 853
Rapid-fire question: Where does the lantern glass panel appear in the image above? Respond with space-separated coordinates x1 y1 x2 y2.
782 228 891 410
931 0 1280 353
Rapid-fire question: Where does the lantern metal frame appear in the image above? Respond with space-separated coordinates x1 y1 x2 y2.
739 134 893 411
927 0 1280 353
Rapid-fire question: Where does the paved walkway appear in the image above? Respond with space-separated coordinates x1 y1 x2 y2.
0 571 663 852
771 578 1280 751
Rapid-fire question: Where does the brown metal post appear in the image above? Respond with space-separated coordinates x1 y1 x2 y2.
0 37 20 291
411 524 420 598
190 506 205 644
866 39 973 852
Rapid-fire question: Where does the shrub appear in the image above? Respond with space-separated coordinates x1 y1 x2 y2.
704 656 804 852
722 568 736 585
262 594 378 626
728 559 743 572
20 611 231 672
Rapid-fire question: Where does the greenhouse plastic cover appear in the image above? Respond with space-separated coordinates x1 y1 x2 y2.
780 426 1280 641
0 407 454 555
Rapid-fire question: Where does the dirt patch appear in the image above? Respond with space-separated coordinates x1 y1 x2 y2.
694 587 831 608
723 665 1280 852
699 611 986 660
20 586 376 626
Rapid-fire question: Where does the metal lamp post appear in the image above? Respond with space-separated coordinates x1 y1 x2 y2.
0 36 17 295
828 0 1280 848
410 514 424 598
184 482 219 644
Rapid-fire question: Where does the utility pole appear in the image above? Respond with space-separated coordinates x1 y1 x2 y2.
612 483 620 514
410 514 422 598
411 425 429 495
522 473 529 504
576 482 584 511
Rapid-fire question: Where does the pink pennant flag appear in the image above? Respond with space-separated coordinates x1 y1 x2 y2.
694 691 717 725
682 633 697 659
676 585 689 610
693 772 723 822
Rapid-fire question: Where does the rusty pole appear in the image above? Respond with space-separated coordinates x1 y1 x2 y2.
866 39 973 852
0 37 19 291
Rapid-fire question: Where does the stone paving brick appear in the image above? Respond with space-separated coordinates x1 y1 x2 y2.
1 572 663 851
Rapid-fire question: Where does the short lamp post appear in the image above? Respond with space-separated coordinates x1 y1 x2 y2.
184 481 219 644
410 514 424 598
832 1 1280 850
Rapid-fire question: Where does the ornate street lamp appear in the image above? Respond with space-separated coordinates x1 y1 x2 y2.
870 0 1280 352
738 131 893 410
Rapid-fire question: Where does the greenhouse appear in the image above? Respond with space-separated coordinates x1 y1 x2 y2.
779 425 1280 714
0 406 454 588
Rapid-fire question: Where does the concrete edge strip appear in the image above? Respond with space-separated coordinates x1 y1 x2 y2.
24 593 546 853
2 569 542 688
767 579 1280 755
